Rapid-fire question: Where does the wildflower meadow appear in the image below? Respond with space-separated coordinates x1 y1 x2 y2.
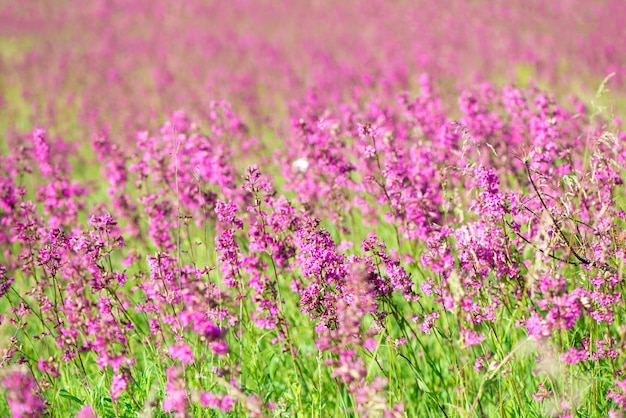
2 1 626 417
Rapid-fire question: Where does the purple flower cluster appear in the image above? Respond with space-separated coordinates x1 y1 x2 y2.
2 1 626 415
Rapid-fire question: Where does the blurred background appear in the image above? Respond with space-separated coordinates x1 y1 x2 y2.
0 0 624 138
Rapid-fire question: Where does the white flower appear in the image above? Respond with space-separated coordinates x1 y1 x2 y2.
291 158 309 173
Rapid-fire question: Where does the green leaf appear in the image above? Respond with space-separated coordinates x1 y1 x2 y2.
59 389 84 406
416 377 431 393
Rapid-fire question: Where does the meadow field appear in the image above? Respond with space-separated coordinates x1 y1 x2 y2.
1 1 626 416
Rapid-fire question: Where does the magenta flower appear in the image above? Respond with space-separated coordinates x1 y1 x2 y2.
110 373 127 402
460 328 484 348
162 366 187 417
168 343 194 365
0 265 14 298
75 405 97 418
1 369 46 418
